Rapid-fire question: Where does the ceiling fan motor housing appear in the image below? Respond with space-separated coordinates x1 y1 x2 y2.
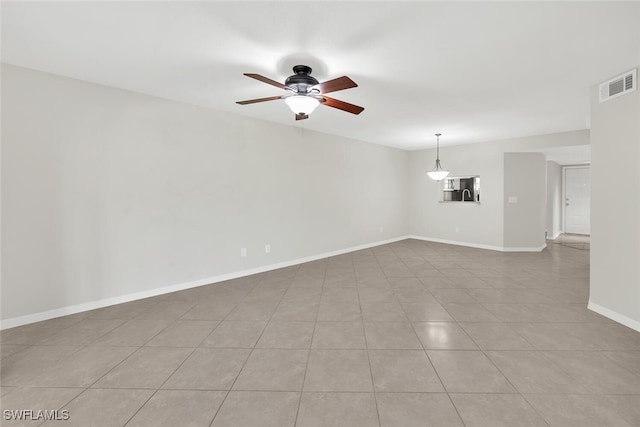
285 65 319 94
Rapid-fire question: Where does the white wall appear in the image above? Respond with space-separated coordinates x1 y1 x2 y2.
1 65 410 323
546 161 563 239
503 153 547 250
408 130 589 250
409 141 504 249
589 67 640 331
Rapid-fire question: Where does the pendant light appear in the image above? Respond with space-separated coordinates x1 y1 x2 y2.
427 133 449 181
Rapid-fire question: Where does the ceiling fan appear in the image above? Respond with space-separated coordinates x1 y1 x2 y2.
236 65 364 120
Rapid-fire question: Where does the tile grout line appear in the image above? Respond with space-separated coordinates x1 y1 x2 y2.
123 272 265 426
292 257 328 427
409 240 551 426
109 316 213 426
357 249 383 427
392 241 469 427
121 318 229 425
207 268 297 427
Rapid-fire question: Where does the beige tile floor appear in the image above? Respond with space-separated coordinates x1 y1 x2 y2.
548 233 591 251
1 237 640 426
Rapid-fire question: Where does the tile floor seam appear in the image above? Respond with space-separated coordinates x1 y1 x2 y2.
539 350 640 394
125 288 255 423
104 344 201 425
43 318 128 347
24 385 85 427
181 301 241 322
205 391 231 427
208 273 295 427
397 244 540 426
121 388 163 426
472 344 535 398
424 350 468 426
491 316 540 349
519 392 555 426
375 247 466 422
356 258 383 427
292 258 327 427
394 245 480 427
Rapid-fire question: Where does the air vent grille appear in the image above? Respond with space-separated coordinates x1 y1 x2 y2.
609 79 624 96
625 74 634 90
599 69 637 103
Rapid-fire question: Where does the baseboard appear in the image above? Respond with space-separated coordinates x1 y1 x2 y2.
408 235 546 253
587 300 640 333
502 244 547 252
547 230 562 240
0 235 410 330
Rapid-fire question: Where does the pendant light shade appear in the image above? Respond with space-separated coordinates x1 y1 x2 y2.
427 133 449 181
285 95 320 115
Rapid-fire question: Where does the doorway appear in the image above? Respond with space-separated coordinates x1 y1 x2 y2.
563 166 591 235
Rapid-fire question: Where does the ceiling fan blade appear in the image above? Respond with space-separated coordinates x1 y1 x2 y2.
295 113 309 121
244 73 286 89
236 96 283 105
316 76 357 94
320 96 365 115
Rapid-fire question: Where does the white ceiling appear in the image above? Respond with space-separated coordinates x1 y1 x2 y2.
2 1 639 151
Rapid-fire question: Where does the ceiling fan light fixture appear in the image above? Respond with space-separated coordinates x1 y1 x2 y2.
236 66 363 120
285 95 320 115
427 133 450 181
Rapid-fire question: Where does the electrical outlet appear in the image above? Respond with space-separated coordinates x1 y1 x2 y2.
508 196 518 204
379 227 383 233
455 226 460 233
265 244 271 254
240 248 247 257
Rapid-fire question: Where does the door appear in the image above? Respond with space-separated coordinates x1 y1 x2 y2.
564 166 591 235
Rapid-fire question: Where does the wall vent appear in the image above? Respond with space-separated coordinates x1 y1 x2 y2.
599 69 637 103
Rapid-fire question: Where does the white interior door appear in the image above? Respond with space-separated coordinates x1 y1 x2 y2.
564 167 591 235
